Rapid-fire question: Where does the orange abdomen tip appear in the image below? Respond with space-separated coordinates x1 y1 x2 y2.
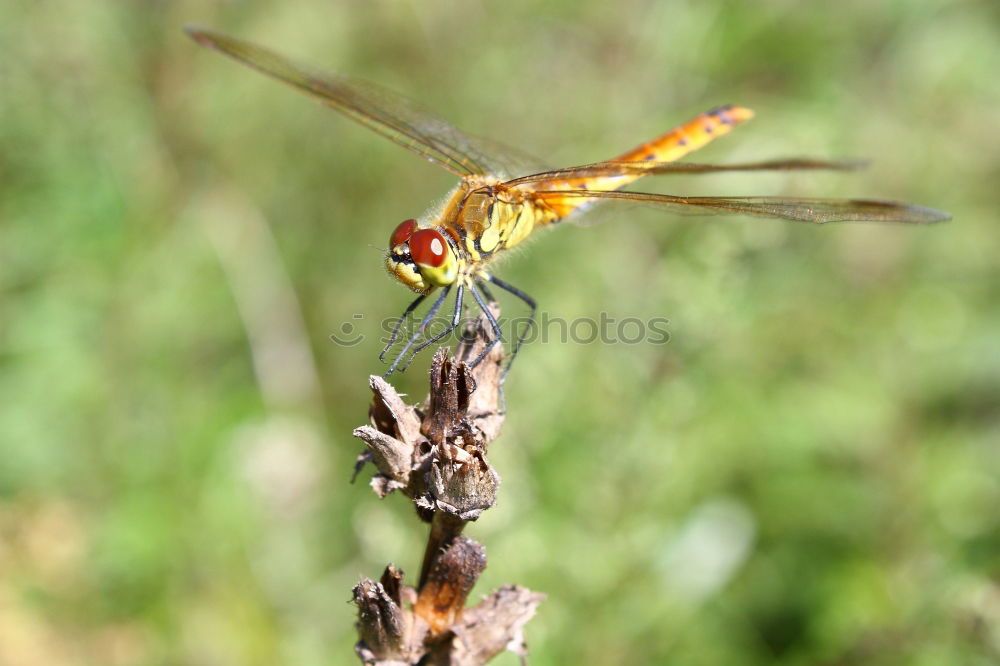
611 104 756 166
714 105 754 124
685 104 755 138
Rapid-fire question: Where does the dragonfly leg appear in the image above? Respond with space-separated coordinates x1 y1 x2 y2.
475 278 497 303
401 284 466 372
486 275 537 380
380 293 427 362
383 286 450 378
468 283 504 368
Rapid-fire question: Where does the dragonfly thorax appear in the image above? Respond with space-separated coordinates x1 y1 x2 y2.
385 219 459 293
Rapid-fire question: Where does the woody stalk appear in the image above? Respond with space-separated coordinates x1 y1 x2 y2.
351 306 544 665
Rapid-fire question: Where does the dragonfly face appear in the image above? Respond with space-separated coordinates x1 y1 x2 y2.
386 219 458 294
185 25 949 380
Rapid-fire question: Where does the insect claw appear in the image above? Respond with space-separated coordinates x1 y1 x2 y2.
399 352 420 373
379 339 401 364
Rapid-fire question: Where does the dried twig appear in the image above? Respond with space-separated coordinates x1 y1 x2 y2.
352 306 544 665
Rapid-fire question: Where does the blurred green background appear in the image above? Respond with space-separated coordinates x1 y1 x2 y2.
2 1 998 664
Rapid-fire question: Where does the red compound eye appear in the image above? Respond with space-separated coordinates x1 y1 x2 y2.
410 228 448 267
390 219 417 247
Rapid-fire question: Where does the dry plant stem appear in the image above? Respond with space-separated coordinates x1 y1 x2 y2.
420 511 467 590
351 305 543 665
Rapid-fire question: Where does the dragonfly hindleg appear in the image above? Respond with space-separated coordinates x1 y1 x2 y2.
467 283 504 368
487 275 537 380
474 278 497 303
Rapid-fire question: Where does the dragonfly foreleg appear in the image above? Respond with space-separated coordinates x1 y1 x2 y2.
383 286 450 377
401 284 466 373
379 293 427 362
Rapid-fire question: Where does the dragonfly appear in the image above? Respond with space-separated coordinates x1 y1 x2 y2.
185 25 950 378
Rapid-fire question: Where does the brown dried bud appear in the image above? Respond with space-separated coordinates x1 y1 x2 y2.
414 537 487 635
353 576 408 662
423 444 499 520
352 309 505 514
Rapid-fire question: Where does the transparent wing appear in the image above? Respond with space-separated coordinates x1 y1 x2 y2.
504 158 866 189
185 25 546 178
531 189 951 224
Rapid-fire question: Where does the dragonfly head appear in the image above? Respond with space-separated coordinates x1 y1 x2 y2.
385 219 458 293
